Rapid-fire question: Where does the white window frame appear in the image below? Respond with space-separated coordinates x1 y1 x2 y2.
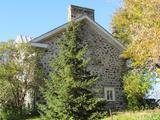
104 87 115 101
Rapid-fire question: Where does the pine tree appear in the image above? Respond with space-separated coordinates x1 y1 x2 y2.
40 22 106 120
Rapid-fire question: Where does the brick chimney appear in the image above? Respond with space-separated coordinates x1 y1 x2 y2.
68 5 95 21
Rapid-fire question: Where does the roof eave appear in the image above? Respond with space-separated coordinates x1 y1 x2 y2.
31 15 126 51
31 43 48 48
31 16 88 43
84 16 126 51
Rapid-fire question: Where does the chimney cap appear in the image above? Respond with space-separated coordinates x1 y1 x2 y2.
69 4 95 12
68 5 95 21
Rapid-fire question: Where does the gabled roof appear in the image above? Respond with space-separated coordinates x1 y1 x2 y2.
31 16 125 51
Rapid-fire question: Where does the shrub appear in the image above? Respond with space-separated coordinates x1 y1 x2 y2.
0 105 27 120
123 69 152 110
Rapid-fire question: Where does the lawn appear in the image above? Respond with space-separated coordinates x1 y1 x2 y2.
106 109 160 120
27 109 160 120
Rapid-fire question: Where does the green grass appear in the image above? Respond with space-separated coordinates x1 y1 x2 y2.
26 109 160 120
105 109 160 120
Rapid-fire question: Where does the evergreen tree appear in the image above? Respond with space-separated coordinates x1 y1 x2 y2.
40 22 106 120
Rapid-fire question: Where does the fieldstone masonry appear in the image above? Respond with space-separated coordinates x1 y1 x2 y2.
34 5 127 111
68 5 95 21
37 21 127 110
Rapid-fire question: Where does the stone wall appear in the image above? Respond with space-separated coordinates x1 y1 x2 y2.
38 22 127 110
68 5 95 21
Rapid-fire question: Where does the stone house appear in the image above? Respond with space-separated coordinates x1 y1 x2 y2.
18 5 127 110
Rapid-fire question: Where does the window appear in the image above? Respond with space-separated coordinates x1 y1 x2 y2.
104 87 115 101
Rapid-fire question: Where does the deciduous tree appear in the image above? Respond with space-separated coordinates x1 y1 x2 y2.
0 41 43 119
112 0 160 109
112 0 160 66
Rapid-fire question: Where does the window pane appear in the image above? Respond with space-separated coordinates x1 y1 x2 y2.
107 91 109 100
110 91 113 100
104 87 115 101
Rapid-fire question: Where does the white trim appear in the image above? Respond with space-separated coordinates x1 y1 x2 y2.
31 15 125 51
31 16 87 43
31 24 67 43
85 16 126 51
104 87 115 101
31 43 48 48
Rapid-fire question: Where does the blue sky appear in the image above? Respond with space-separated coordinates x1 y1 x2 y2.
0 0 122 41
